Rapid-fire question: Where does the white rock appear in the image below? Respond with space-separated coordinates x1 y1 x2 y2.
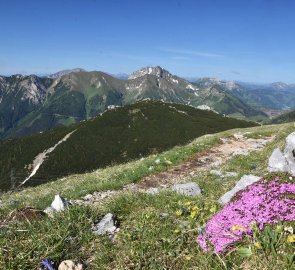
211 161 222 167
284 132 295 175
58 260 83 270
232 149 249 156
51 195 69 212
93 213 117 235
268 148 289 172
44 206 56 215
172 182 201 196
224 172 238 177
233 134 244 140
218 175 260 205
155 159 161 164
148 166 154 171
146 187 160 194
210 170 223 176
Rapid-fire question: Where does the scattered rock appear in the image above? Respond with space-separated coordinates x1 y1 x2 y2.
159 212 169 219
268 148 289 172
218 175 260 205
172 182 201 196
83 194 93 200
146 187 160 194
232 149 249 156
211 161 222 167
220 138 230 143
210 170 223 176
224 172 238 177
8 207 46 221
155 159 161 164
51 195 69 212
92 213 119 236
58 260 83 270
233 134 244 140
164 160 173 165
44 207 56 216
44 195 70 215
210 170 238 178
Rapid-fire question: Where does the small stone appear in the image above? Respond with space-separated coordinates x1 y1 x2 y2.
224 172 238 177
172 182 201 196
146 187 159 194
232 149 249 156
211 161 222 167
44 207 56 215
233 134 244 140
148 166 154 171
164 160 173 165
51 195 69 212
58 260 83 270
155 159 161 164
220 138 230 143
159 212 169 219
210 170 223 176
93 213 118 236
83 194 93 200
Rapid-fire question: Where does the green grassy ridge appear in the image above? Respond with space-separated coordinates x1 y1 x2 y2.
269 109 295 124
0 123 294 269
0 101 257 192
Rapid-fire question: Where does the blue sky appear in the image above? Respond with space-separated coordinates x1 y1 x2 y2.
1 0 295 83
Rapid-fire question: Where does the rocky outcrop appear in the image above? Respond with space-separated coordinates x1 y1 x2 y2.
218 175 260 205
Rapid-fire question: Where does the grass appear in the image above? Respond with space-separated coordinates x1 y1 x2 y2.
0 122 295 269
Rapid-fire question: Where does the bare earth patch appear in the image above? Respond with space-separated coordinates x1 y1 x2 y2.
72 134 275 206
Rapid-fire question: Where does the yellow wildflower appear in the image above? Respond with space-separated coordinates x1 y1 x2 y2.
254 242 262 249
209 205 216 213
174 228 181 234
176 209 183 216
286 234 295 243
190 210 198 219
192 206 199 211
232 225 246 232
184 201 192 206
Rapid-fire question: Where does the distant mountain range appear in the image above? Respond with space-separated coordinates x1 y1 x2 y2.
1 66 294 138
0 101 256 191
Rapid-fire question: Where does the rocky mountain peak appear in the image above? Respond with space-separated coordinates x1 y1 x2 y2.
128 66 172 80
48 68 85 79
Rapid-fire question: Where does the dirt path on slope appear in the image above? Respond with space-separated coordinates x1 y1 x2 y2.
72 133 274 206
18 130 76 188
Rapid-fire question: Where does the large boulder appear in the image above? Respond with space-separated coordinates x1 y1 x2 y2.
268 131 295 175
284 132 295 175
268 148 289 172
218 175 260 205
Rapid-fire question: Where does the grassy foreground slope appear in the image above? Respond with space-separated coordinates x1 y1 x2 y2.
0 123 294 269
0 101 256 191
